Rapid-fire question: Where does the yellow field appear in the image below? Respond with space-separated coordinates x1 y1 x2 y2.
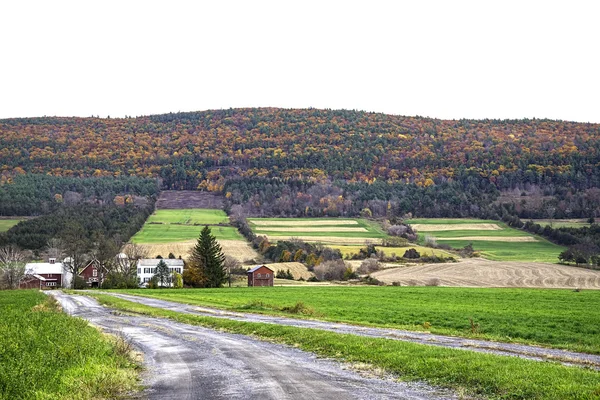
329 245 455 258
371 258 600 289
123 239 261 263
262 262 315 280
412 223 502 231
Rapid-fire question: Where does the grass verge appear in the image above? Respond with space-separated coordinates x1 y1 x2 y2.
88 293 600 400
0 290 140 400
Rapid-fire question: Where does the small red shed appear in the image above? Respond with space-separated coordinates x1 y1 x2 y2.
247 265 274 287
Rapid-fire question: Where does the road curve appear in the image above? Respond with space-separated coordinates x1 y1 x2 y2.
51 291 456 400
95 291 600 369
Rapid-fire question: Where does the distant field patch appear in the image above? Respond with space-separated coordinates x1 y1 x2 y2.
0 218 23 232
330 245 454 258
436 236 538 242
372 258 600 290
266 236 384 245
127 239 260 263
262 262 314 280
147 208 228 225
132 224 242 243
407 218 564 262
412 223 502 231
532 219 592 228
251 219 358 226
249 218 389 246
255 227 368 233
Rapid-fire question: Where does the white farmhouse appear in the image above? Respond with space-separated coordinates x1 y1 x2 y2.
136 258 184 287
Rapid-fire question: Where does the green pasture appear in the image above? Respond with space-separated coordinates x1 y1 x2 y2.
132 208 240 243
93 292 600 400
0 291 139 399
132 224 242 243
0 219 23 232
146 208 228 225
407 218 565 262
118 285 600 355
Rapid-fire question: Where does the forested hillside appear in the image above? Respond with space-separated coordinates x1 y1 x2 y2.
1 108 599 218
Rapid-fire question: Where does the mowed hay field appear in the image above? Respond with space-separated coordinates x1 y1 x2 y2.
407 218 565 262
248 218 389 245
372 258 600 289
130 208 259 262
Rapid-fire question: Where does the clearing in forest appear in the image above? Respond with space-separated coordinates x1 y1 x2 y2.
407 218 565 262
0 218 24 232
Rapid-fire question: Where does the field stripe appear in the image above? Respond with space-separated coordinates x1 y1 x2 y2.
436 236 538 242
412 223 502 231
254 227 368 233
250 220 359 226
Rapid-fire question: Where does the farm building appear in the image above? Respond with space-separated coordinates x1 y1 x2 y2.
20 258 73 289
136 258 184 287
247 265 274 287
78 260 107 288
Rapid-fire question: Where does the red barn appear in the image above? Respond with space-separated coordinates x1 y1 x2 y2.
19 274 49 290
79 260 106 288
247 265 274 287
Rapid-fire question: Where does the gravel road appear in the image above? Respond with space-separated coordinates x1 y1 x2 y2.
51 291 456 400
96 291 600 369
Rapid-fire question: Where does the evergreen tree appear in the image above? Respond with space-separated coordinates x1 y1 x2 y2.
153 259 171 287
189 226 226 288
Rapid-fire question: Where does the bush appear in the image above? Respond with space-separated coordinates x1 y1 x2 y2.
403 248 421 259
356 258 382 274
313 260 347 281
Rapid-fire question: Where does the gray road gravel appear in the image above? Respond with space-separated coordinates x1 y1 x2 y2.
97 291 600 369
51 291 457 400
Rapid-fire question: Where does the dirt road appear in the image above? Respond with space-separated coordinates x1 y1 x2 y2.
51 291 455 400
96 292 600 369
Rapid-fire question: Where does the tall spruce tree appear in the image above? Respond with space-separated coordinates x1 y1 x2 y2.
189 226 226 288
153 259 171 287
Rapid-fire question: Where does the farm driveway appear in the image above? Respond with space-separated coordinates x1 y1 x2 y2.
50 291 455 400
94 291 600 370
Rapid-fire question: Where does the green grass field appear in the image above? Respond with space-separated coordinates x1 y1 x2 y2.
132 208 242 243
248 218 389 239
118 286 600 354
407 218 565 262
0 291 139 399
92 293 600 400
132 224 242 243
0 219 23 232
147 208 228 225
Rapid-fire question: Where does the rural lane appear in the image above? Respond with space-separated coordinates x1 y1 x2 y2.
95 291 600 369
50 291 456 400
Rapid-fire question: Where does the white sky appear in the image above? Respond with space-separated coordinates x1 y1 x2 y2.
1 0 599 122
